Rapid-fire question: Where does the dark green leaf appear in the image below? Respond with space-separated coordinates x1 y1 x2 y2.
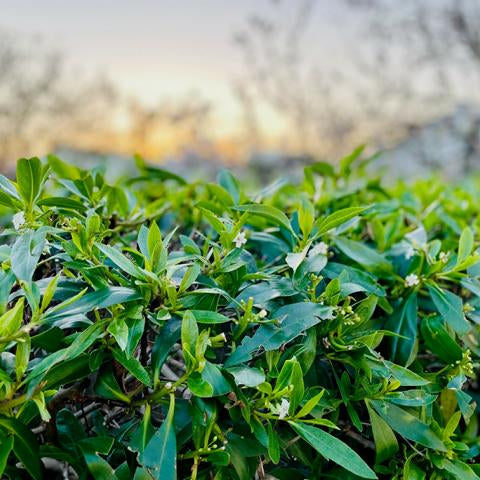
289 421 377 479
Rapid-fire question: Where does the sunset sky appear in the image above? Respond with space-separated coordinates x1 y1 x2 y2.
2 0 356 146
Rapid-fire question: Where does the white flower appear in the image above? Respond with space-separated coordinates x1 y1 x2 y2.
278 398 290 419
439 251 449 263
165 382 173 390
405 273 420 287
233 231 247 248
220 332 227 342
309 241 328 257
12 211 25 230
258 309 267 318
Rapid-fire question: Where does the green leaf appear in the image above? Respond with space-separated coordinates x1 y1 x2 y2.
94 368 131 404
225 302 334 366
133 155 186 185
267 422 280 464
112 348 151 386
131 404 154 455
366 401 398 463
96 243 145 280
439 459 480 480
16 157 44 209
339 144 365 175
275 357 304 413
0 297 24 338
289 421 377 479
179 263 201 293
315 206 366 237
56 408 86 452
0 434 13 476
335 237 392 275
427 285 470 335
79 443 118 480
295 391 325 419
289 359 304 414
403 455 426 480
11 230 46 282
140 394 177 479
27 320 106 382
151 319 181 389
457 226 474 265
108 317 129 351
0 174 20 199
226 366 265 387
37 197 86 212
188 372 214 397
370 400 446 451
182 310 199 372
387 294 418 366
190 310 230 324
200 362 230 396
47 154 82 180
181 311 199 353
420 315 463 364
367 358 429 386
0 417 44 480
218 169 240 204
40 273 60 313
15 334 30 381
146 221 166 273
234 204 294 234
43 287 141 322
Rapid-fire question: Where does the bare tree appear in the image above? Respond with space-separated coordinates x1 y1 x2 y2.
0 29 217 171
234 0 480 163
233 0 363 160
126 92 212 159
343 0 480 142
0 30 117 169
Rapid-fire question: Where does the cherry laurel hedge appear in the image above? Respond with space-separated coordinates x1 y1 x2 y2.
1 152 480 480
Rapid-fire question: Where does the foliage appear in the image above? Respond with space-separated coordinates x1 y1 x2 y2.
0 153 480 479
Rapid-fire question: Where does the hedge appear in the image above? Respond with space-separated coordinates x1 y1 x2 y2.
0 151 479 479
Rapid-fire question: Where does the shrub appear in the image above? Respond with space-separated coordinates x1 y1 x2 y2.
0 152 479 479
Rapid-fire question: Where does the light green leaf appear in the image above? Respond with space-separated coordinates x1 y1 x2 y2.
457 226 474 265
16 157 44 209
315 206 366 237
0 297 24 339
190 310 230 324
234 204 293 234
179 263 201 293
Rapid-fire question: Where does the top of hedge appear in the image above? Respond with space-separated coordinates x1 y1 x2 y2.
0 150 479 479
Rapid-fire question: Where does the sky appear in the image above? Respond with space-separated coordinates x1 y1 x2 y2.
1 0 355 141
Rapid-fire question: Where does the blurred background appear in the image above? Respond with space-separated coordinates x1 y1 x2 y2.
0 0 479 181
